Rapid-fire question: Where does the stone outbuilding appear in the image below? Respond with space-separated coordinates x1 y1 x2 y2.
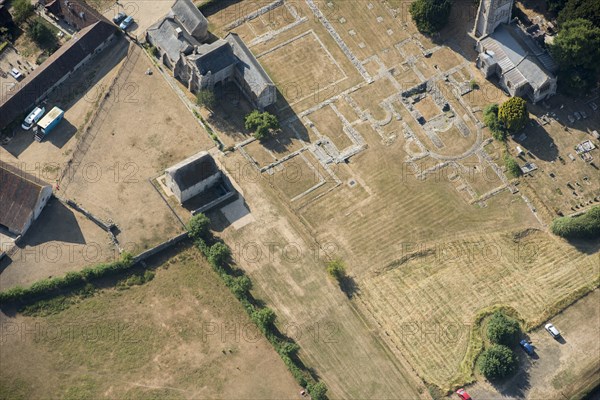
164 152 222 204
0 161 53 236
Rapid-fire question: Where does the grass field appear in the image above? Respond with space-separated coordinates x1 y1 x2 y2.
0 247 300 399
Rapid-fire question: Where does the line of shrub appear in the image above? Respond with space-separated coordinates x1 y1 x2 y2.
188 213 328 400
551 206 600 239
0 253 134 305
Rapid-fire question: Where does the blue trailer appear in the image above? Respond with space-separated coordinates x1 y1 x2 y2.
35 106 64 141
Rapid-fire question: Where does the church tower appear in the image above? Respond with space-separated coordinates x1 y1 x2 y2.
473 0 514 38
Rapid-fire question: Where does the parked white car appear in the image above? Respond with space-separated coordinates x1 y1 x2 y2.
9 68 23 80
22 107 46 130
545 323 560 338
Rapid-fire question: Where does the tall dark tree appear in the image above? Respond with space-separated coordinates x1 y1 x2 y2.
558 0 600 28
550 19 600 95
409 0 453 35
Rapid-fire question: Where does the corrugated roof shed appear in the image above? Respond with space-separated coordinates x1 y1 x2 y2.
0 161 52 234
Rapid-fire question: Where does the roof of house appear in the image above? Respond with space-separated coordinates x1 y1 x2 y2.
0 161 52 234
169 0 208 39
479 23 557 90
188 39 237 75
165 152 220 191
147 17 198 62
0 20 116 130
225 33 275 97
41 0 106 29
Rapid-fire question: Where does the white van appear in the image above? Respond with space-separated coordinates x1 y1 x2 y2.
22 106 46 130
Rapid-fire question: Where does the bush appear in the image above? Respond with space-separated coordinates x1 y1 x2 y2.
551 206 600 239
245 110 279 140
0 254 134 305
208 242 231 267
486 311 520 345
188 213 211 240
326 259 346 281
498 97 528 133
307 382 328 400
196 89 216 109
483 103 506 141
478 344 517 380
504 154 522 178
409 0 453 35
12 0 34 24
251 307 276 334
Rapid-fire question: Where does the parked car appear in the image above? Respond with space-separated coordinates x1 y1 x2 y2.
113 12 127 24
9 68 23 80
589 102 598 111
21 106 46 130
568 115 575 123
456 388 472 400
581 110 587 119
545 323 560 338
119 15 133 30
519 339 535 355
574 111 582 120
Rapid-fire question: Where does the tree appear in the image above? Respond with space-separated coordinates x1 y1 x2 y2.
251 307 276 333
498 97 528 133
478 344 517 380
28 18 58 51
208 242 231 267
187 213 210 240
483 103 506 141
245 110 279 140
196 89 216 109
486 312 521 346
504 154 522 178
326 259 346 281
11 0 34 24
558 0 600 28
307 382 328 400
550 19 600 95
409 0 453 35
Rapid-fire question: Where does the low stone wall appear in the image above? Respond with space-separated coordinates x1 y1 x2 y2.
133 232 189 264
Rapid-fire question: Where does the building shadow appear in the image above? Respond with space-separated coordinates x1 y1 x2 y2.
23 198 86 246
433 0 479 62
199 0 245 18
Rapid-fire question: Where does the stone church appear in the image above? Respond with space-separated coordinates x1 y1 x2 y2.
473 0 557 103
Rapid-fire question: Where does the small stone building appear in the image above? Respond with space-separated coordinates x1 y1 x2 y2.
0 161 53 236
165 152 222 204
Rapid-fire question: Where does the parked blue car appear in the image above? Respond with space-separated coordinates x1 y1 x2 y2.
519 339 534 355
119 16 133 30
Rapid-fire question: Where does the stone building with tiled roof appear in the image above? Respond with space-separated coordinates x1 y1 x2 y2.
0 161 53 236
